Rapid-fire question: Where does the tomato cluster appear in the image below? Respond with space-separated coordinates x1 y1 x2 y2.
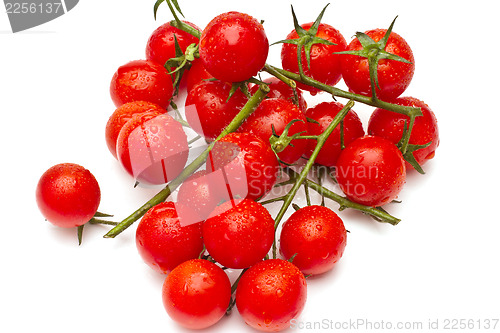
36 1 440 332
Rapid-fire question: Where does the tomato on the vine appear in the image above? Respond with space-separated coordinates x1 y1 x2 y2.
237 98 308 165
281 22 347 95
236 259 307 332
206 132 278 201
136 202 203 274
199 11 269 82
116 111 188 185
36 163 100 228
146 21 200 67
185 80 248 140
304 101 365 167
162 259 231 329
110 60 174 108
341 28 414 101
280 205 347 276
368 96 439 170
335 135 406 207
105 101 165 159
202 199 274 269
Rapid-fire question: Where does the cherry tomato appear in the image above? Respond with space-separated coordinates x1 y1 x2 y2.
237 98 307 165
304 101 365 167
116 112 189 185
136 202 203 274
162 259 231 329
341 29 414 101
248 77 307 113
236 259 307 332
146 21 200 67
105 101 165 159
199 11 269 82
110 59 174 108
36 163 100 228
185 80 248 140
185 59 214 93
281 22 347 95
335 135 406 207
206 132 278 201
280 205 347 276
368 96 439 170
176 170 229 220
202 199 274 269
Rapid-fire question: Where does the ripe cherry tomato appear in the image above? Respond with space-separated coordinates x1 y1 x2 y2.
185 59 214 92
36 163 100 228
248 77 307 113
202 199 274 269
105 101 165 159
116 112 189 185
304 101 365 166
206 132 278 201
335 135 406 207
280 205 347 276
136 202 203 274
146 21 200 67
281 22 347 95
368 96 439 170
199 11 269 82
236 259 307 332
176 170 229 220
110 60 174 108
185 80 248 140
162 259 231 329
341 29 414 101
237 98 308 165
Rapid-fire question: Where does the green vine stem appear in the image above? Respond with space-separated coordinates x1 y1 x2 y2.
284 168 401 225
104 84 270 238
271 100 355 258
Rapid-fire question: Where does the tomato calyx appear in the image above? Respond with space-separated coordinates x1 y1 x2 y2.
335 17 412 100
77 211 117 245
269 119 307 165
396 121 433 174
274 4 335 70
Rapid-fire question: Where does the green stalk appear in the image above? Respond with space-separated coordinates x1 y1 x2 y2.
104 84 270 238
271 100 355 258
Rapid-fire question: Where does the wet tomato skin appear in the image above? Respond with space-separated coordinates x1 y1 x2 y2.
136 202 203 274
109 59 174 109
236 259 307 332
36 163 101 228
162 259 231 329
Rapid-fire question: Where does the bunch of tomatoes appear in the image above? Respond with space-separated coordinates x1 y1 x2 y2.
35 0 439 331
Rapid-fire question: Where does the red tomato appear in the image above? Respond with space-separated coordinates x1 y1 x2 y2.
110 60 174 108
162 259 231 329
105 101 165 159
341 29 414 101
185 80 248 140
199 11 269 82
116 112 189 185
304 101 365 166
236 259 307 332
136 202 203 274
185 59 214 93
202 199 274 269
176 170 229 220
281 22 347 95
146 21 200 67
237 98 308 165
248 77 307 113
280 205 347 275
335 135 406 207
206 132 279 201
36 163 100 228
368 96 439 170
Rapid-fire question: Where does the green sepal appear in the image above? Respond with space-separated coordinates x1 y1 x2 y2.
396 120 432 174
77 225 84 245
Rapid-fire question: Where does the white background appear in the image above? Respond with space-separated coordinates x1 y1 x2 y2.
1 1 499 332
